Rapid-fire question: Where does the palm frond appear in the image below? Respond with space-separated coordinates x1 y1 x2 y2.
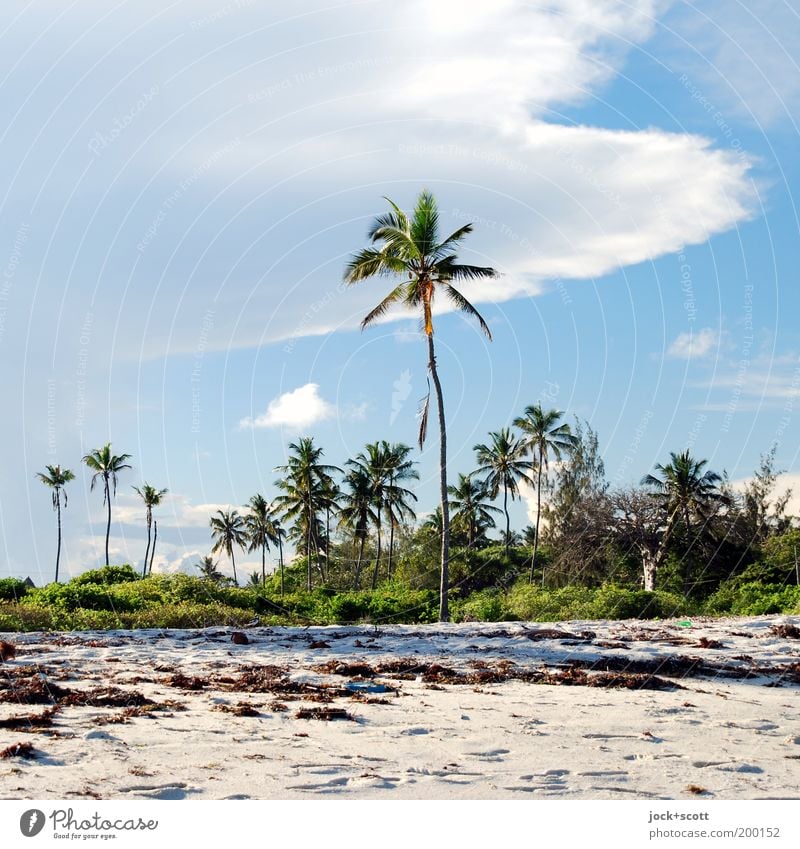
361 282 409 329
442 283 492 340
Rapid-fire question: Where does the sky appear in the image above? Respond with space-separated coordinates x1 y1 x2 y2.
1 0 799 583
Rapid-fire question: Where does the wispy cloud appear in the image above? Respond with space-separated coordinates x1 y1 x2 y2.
667 327 719 359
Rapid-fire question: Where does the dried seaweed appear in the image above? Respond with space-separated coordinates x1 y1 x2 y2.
295 707 354 721
0 741 36 759
771 624 800 639
0 706 60 729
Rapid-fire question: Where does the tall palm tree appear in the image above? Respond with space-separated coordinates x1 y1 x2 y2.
132 483 168 577
641 450 728 593
210 509 247 585
448 473 502 548
383 443 418 578
244 493 280 586
473 428 529 557
345 190 498 621
513 406 577 585
274 437 340 590
339 466 377 589
82 443 132 566
36 464 75 583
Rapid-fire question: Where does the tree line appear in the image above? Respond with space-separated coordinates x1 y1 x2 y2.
33 191 796 622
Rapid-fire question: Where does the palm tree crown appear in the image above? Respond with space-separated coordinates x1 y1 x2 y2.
642 450 728 593
513 406 577 584
132 483 168 576
82 443 132 566
210 509 247 585
344 189 498 621
448 473 501 548
36 464 75 583
473 428 529 556
274 437 340 590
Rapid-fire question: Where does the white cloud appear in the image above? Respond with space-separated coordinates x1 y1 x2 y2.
37 0 756 361
239 383 335 430
667 327 719 359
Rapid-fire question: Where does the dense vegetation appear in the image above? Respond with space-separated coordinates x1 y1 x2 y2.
13 191 798 631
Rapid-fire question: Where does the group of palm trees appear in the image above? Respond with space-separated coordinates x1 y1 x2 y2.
37 444 161 583
32 192 735 623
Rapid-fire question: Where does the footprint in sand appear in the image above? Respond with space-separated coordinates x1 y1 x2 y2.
467 748 510 762
288 776 350 792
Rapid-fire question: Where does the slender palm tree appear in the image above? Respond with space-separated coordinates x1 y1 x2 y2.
132 483 168 577
473 428 529 557
274 438 340 590
642 450 728 593
448 473 502 548
345 190 498 621
244 493 280 586
82 443 132 566
210 509 247 585
339 467 377 589
513 406 577 585
36 464 75 583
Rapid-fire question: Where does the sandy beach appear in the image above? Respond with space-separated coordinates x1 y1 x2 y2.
1 616 799 800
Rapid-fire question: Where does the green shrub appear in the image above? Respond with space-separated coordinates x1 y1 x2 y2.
71 565 139 586
0 578 30 602
703 581 800 616
453 589 512 622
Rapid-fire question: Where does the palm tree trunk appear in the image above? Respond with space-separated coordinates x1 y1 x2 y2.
149 519 158 575
354 534 366 589
55 496 63 583
231 546 238 585
388 513 395 579
428 333 450 622
372 521 382 590
532 454 543 586
142 512 152 578
306 503 312 592
503 481 510 558
261 542 266 586
682 505 692 595
278 536 285 598
104 476 112 566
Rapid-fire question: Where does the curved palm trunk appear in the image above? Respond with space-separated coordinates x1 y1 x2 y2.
149 519 158 575
261 542 266 586
55 496 63 583
531 454 543 585
142 512 152 578
428 333 450 622
503 481 510 558
104 476 112 566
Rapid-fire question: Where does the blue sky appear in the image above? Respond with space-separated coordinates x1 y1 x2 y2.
1 0 799 583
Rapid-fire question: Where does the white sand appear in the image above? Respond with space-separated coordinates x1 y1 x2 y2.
1 616 799 800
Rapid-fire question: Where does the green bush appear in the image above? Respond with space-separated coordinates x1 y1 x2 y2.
703 581 800 616
453 589 512 622
0 578 30 602
71 565 139 586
